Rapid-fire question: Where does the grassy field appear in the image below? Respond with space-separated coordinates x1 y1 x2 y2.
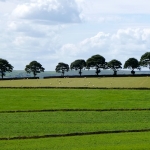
0 89 150 111
1 132 150 150
0 77 150 88
0 111 150 138
0 77 150 149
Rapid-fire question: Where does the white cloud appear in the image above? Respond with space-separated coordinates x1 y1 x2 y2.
1 0 150 71
0 17 62 70
12 0 81 24
59 28 150 66
2 27 148 70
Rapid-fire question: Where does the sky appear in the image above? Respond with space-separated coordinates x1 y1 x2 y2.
0 0 150 71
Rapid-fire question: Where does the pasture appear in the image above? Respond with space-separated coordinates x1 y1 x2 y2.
0 111 150 138
0 76 150 88
0 77 150 149
0 89 150 110
1 132 150 150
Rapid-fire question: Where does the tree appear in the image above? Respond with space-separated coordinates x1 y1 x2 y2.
55 62 69 76
0 58 13 79
70 59 86 76
25 61 45 77
124 58 140 75
86 54 106 76
140 52 150 69
107 59 122 75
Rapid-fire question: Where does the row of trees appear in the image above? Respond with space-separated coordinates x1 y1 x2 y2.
0 52 150 78
56 52 150 76
0 60 44 78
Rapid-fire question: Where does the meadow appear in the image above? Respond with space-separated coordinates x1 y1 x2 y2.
0 111 150 138
0 77 150 149
0 89 150 110
1 132 150 150
0 76 150 88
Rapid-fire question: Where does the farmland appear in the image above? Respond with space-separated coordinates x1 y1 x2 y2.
0 111 150 138
0 76 150 88
0 89 150 110
1 132 150 150
0 77 150 149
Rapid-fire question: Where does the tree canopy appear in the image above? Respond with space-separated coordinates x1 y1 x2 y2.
140 52 150 69
124 58 140 75
0 58 13 79
25 61 45 77
86 54 106 76
107 59 122 75
70 59 86 76
55 62 69 76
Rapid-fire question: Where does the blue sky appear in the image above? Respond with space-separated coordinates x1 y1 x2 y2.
0 0 150 70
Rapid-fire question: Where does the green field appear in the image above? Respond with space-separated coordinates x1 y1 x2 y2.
1 132 150 150
0 111 150 138
0 77 150 88
0 77 150 149
0 89 150 111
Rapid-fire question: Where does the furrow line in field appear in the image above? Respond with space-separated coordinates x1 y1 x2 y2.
0 108 150 113
1 129 150 141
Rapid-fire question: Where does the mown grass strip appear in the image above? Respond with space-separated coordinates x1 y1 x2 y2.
1 129 150 141
1 108 150 113
1 89 150 111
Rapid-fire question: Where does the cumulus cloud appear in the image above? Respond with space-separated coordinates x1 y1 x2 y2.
12 0 81 24
0 0 82 70
1 0 150 71
0 18 62 70
58 28 150 66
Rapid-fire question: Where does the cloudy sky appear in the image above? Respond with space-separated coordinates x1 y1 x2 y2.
0 0 150 70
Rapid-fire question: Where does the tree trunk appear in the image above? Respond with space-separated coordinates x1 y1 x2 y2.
96 68 100 76
1 72 4 79
131 70 135 75
33 72 36 77
113 70 117 76
79 69 82 76
62 70 64 76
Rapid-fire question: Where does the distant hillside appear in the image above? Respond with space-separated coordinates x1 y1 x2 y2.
4 70 150 78
5 70 56 78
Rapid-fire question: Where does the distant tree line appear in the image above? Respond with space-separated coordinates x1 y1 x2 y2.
0 52 150 78
55 52 150 76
